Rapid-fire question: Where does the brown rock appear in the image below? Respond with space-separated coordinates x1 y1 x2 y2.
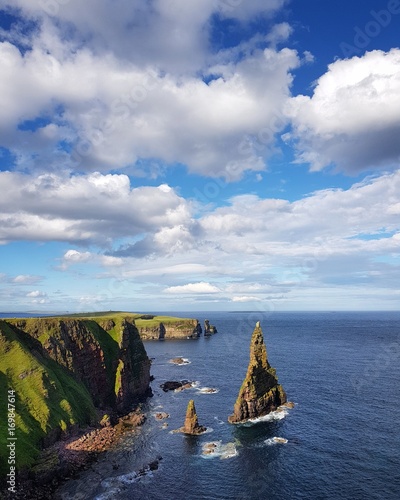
228 322 287 424
282 401 295 409
170 357 187 365
182 399 207 435
175 382 193 392
154 412 170 420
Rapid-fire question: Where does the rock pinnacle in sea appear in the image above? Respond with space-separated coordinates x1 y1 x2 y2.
182 399 207 435
228 322 287 423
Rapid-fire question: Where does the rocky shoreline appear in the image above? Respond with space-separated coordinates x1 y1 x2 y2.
1 408 147 500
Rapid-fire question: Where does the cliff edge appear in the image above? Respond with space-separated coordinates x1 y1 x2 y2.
0 314 151 475
228 322 286 423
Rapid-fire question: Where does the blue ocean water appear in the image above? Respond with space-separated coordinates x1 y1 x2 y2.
55 311 400 500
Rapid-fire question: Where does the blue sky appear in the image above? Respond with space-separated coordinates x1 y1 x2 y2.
0 0 399 313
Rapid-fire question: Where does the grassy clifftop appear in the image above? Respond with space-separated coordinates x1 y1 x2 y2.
51 311 200 339
0 314 151 475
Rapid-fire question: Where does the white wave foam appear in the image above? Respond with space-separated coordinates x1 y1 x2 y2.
201 441 238 460
96 489 124 500
173 380 200 393
213 416 225 425
264 436 288 446
196 387 219 394
99 464 156 495
237 407 288 427
100 472 138 490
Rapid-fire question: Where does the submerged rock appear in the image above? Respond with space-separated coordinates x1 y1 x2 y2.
281 401 295 409
201 441 238 459
170 357 190 365
182 399 207 435
154 412 170 420
228 322 286 424
160 381 184 392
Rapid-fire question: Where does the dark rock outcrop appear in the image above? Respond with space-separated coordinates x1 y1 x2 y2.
182 400 207 435
115 319 152 412
204 320 217 335
160 381 184 392
160 380 192 392
228 322 286 423
191 320 202 338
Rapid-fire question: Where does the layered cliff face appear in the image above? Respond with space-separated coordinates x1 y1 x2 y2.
135 316 202 340
10 316 151 410
228 322 286 423
0 315 151 473
115 319 152 412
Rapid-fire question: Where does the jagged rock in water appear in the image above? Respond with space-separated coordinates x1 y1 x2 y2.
191 320 202 338
204 320 218 335
182 399 207 435
228 322 286 423
160 381 184 392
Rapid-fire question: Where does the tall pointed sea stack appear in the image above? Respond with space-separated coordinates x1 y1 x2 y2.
228 322 286 423
182 399 207 435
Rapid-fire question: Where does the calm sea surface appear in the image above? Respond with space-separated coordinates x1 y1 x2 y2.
50 311 400 499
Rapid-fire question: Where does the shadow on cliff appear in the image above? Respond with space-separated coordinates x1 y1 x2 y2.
0 321 97 473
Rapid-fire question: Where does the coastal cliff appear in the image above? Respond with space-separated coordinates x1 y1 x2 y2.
134 315 202 340
228 322 286 423
0 314 151 474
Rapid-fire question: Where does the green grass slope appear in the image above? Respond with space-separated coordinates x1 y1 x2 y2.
0 312 186 474
0 320 97 474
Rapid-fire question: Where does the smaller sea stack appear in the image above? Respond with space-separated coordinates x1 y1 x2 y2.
204 320 217 335
182 400 207 435
228 322 286 423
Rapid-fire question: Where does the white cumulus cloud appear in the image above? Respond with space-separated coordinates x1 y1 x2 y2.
0 171 193 248
232 296 263 302
164 282 221 294
26 290 47 298
0 0 301 179
286 49 400 173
